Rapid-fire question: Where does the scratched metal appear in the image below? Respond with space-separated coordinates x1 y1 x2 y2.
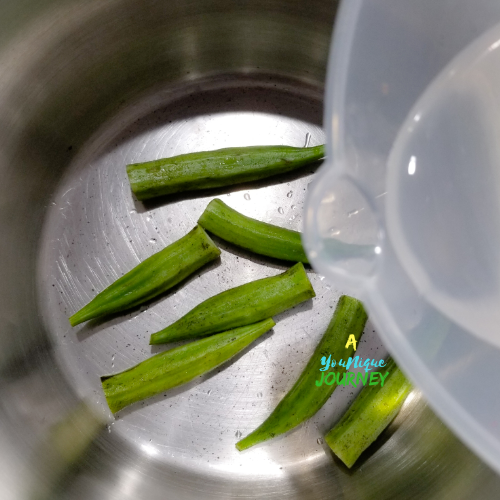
0 0 499 499
39 79 382 480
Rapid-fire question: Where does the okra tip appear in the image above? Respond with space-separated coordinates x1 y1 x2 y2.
289 262 316 296
69 310 91 327
235 436 255 452
68 315 79 327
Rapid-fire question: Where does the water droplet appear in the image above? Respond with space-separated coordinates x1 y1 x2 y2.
287 191 293 198
291 205 296 210
207 389 212 395
348 209 359 217
317 437 324 445
106 424 112 433
329 227 340 236
149 439 152 442
304 132 312 148
146 215 152 222
111 363 114 368
149 238 157 244
244 193 251 201
319 275 325 281
129 209 137 214
112 354 115 360
289 215 296 221
235 430 242 438
257 392 263 398
278 207 284 215
227 193 231 197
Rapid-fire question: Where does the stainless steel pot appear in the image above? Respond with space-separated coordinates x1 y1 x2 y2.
1 0 499 498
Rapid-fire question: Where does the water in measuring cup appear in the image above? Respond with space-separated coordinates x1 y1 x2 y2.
386 23 500 348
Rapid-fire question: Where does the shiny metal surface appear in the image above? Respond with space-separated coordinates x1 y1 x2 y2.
0 0 499 498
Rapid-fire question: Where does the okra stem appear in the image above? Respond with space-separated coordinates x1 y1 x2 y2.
325 357 412 468
235 295 368 451
198 198 308 263
69 226 220 327
102 319 275 413
149 262 315 344
126 144 325 200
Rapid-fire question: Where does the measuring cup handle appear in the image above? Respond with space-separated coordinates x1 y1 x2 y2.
303 162 382 295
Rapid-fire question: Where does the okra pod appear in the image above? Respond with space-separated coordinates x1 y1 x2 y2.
126 144 325 200
325 357 412 468
235 295 367 451
102 318 275 413
69 226 220 327
198 198 308 263
149 262 315 344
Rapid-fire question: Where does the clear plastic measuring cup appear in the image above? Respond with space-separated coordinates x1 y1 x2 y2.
304 0 500 475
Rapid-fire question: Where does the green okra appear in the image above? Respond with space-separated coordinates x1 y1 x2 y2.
126 144 325 201
102 318 275 413
69 226 220 327
325 357 412 468
149 262 315 344
34 401 105 500
198 198 308 263
235 295 367 451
